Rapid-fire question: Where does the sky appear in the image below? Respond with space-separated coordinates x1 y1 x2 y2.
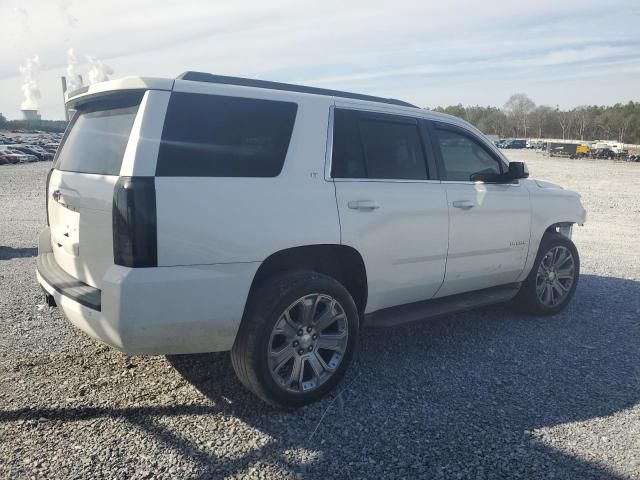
1 0 639 120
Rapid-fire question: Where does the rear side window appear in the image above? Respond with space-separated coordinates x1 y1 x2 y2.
331 109 366 178
332 109 427 180
156 93 297 177
56 92 143 175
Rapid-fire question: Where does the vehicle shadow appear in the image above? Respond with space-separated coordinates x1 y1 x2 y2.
170 273 639 478
0 246 38 260
2 274 638 478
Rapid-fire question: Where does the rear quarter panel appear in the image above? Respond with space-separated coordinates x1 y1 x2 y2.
154 84 340 265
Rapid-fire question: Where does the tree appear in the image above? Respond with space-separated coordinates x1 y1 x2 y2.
557 108 573 140
0 112 7 128
573 107 591 141
434 104 467 120
503 93 536 137
530 106 554 139
428 98 640 143
614 102 638 143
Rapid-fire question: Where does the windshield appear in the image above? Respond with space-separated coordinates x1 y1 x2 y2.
55 92 144 175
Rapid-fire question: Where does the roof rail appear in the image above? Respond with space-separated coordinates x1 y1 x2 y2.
176 71 418 108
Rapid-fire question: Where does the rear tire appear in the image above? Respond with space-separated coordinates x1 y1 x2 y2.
512 232 580 316
231 271 359 408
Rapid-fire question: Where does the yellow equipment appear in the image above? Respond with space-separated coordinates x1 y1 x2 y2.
576 145 589 156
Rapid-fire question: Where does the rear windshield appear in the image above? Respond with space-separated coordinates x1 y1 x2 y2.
55 92 143 175
156 92 297 177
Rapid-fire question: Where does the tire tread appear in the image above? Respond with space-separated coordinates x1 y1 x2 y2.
512 232 580 316
231 270 358 408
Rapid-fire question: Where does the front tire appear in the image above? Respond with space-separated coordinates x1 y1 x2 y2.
512 232 580 316
231 271 359 408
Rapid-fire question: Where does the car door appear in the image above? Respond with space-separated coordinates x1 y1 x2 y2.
330 106 449 313
429 121 531 298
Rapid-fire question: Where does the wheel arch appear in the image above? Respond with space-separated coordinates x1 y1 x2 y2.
518 220 579 283
545 222 575 239
246 244 368 320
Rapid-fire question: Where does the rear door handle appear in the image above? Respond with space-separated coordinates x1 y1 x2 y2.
348 200 380 211
452 200 474 210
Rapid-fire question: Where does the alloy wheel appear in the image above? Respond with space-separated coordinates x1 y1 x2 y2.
535 246 575 308
267 294 349 393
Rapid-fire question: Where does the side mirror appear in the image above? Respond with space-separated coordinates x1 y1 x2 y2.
508 161 529 180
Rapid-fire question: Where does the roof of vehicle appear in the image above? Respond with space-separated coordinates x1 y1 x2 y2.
176 71 418 108
62 73 493 144
65 72 420 110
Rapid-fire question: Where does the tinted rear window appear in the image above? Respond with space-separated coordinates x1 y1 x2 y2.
56 92 143 175
359 118 427 180
156 92 297 177
331 109 366 178
332 109 428 180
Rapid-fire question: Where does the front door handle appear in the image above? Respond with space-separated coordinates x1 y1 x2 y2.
348 200 381 211
452 200 474 210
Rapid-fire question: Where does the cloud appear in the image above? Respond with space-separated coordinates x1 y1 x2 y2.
0 0 638 118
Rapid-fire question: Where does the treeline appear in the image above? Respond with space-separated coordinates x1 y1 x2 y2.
0 113 68 133
432 94 640 144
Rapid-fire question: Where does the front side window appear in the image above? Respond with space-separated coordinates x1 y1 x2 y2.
435 128 502 181
332 109 428 180
157 92 297 177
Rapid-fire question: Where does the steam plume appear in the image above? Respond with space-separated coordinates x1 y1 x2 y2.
19 55 41 110
66 48 83 90
59 0 79 28
87 56 114 84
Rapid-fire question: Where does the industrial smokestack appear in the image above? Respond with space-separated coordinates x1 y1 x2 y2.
61 76 69 121
22 109 41 121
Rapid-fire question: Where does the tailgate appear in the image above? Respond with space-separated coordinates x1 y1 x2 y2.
48 170 118 288
47 91 144 289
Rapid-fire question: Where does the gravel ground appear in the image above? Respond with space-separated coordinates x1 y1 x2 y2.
1 152 639 479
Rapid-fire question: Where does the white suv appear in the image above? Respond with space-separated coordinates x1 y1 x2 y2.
37 72 586 407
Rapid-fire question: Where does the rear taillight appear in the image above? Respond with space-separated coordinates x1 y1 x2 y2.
45 168 54 226
112 176 157 268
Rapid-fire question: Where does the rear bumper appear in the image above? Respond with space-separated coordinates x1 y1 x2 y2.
37 252 101 311
36 227 259 355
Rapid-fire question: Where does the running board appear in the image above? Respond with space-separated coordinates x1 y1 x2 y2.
365 283 521 328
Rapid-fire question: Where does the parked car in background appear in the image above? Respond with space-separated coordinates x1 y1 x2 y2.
44 143 60 154
2 152 37 163
591 148 616 160
503 139 527 149
27 145 53 160
0 146 38 163
484 134 500 146
11 145 52 161
0 130 64 161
